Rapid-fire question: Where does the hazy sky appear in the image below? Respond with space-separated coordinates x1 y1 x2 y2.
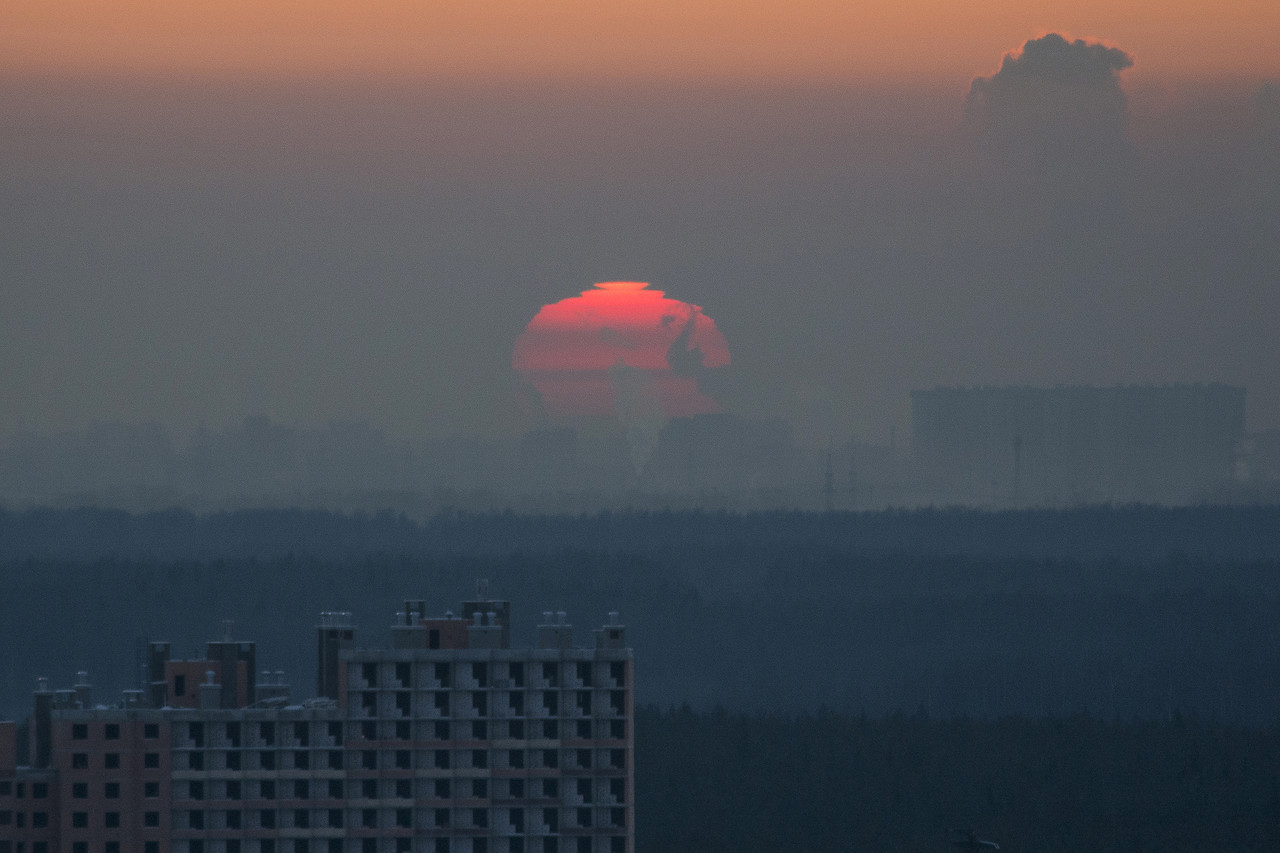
2 5 1278 443
5 1 1280 80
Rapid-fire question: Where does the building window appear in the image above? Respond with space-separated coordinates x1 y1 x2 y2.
105 811 120 828
294 809 309 828
395 750 410 769
328 809 343 828
510 779 524 798
173 674 186 696
260 722 275 745
72 811 88 827
328 779 343 799
227 810 242 829
190 780 205 800
362 750 376 770
261 780 275 799
294 780 309 800
260 751 275 770
0 809 11 824
105 782 120 798
362 809 376 828
190 810 205 829
144 752 159 768
434 779 450 798
434 808 449 827
260 809 276 828
71 753 88 769
31 782 47 799
328 750 342 769
72 783 88 798
434 749 449 769
472 779 487 798
395 720 410 740
144 781 159 798
105 723 120 740
227 780 242 800
186 752 202 770
145 844 160 853
73 844 88 853
72 723 88 739
145 811 160 827
32 811 48 828
396 808 411 828
226 752 241 770
293 750 308 769
362 780 377 800
144 723 159 739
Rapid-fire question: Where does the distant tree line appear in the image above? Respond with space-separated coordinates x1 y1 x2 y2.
3 506 1280 723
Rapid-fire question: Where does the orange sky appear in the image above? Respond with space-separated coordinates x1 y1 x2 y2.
4 0 1278 82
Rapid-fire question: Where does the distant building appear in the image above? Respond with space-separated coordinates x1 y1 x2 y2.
1 588 634 853
638 414 803 497
911 384 1246 504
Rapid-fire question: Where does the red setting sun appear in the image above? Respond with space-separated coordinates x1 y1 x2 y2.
513 281 730 420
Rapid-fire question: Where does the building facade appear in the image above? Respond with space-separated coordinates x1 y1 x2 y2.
1 590 634 853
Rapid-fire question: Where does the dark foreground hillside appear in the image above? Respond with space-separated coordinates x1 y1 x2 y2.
635 707 1280 853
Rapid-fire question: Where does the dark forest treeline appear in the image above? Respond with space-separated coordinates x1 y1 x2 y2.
3 504 1280 562
4 505 1280 722
634 705 1280 852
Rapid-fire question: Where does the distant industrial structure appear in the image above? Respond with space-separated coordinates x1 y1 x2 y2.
1 588 633 853
911 384 1246 505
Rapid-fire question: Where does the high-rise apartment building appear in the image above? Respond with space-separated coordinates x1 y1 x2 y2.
0 588 634 853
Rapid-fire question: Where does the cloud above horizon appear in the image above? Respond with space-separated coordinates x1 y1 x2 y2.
965 33 1133 162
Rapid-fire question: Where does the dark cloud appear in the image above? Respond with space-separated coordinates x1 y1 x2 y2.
665 309 707 379
966 33 1133 161
1258 81 1280 139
